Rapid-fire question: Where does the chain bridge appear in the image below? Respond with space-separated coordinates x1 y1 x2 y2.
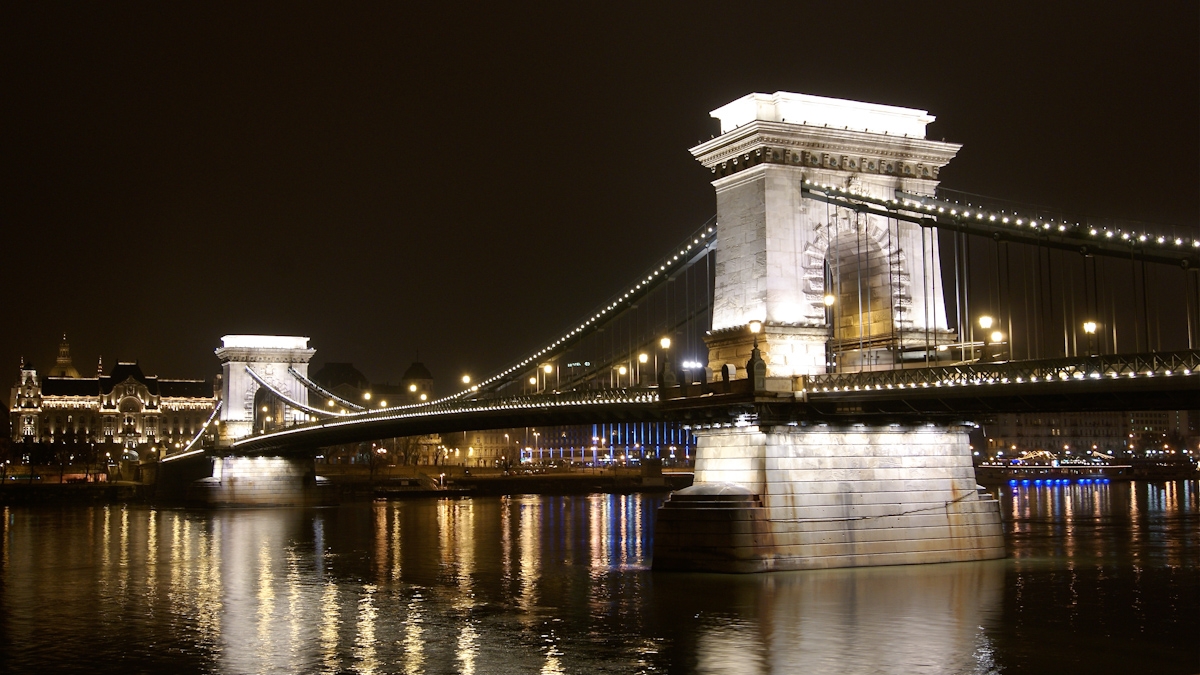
163 92 1199 573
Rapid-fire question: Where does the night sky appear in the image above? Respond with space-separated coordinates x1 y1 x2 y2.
3 3 1196 397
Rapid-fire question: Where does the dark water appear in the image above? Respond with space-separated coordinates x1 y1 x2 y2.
1 481 1196 674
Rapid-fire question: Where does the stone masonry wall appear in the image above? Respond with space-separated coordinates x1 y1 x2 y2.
666 424 1005 571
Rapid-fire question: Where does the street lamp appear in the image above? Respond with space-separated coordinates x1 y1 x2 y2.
637 352 648 385
658 337 674 387
979 316 994 361
1083 320 1098 356
462 374 471 385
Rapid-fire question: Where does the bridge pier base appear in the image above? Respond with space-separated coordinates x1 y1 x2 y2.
187 456 337 507
653 423 1004 572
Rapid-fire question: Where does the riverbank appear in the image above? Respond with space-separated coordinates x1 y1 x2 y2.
0 465 695 505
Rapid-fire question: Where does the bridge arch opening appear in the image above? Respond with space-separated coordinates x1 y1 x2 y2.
253 387 287 434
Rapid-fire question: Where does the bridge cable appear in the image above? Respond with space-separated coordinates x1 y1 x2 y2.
244 367 336 418
161 400 223 464
287 367 366 412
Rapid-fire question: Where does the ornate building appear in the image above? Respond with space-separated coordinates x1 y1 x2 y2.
9 336 216 456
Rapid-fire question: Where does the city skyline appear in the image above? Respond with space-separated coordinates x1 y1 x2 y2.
3 4 1197 392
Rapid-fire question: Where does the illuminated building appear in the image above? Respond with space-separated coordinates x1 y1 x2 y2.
9 336 215 455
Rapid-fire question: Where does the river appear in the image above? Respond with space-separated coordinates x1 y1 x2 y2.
1 480 1196 674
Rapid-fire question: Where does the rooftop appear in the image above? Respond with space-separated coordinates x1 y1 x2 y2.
710 91 935 138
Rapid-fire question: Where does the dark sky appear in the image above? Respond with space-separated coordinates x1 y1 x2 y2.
3 3 1197 396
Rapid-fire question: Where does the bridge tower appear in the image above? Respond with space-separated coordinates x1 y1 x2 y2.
691 91 959 377
214 335 315 444
654 93 1004 573
179 335 332 507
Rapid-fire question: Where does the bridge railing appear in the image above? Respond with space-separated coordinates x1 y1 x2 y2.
247 387 662 434
801 351 1200 394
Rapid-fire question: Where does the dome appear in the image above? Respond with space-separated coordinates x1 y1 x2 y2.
401 362 433 382
47 334 81 378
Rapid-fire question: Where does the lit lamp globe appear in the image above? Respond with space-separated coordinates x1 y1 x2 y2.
978 315 994 330
1083 321 1097 334
543 364 553 374
660 337 671 350
823 294 836 307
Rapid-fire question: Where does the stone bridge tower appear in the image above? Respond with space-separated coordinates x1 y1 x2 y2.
690 92 960 376
654 93 1004 573
215 335 315 443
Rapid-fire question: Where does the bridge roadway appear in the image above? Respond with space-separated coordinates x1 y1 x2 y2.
224 351 1200 456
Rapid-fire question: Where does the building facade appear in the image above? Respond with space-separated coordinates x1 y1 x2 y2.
9 337 216 456
981 409 1196 461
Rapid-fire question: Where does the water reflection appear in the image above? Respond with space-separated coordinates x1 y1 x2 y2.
654 562 1004 675
0 484 1195 674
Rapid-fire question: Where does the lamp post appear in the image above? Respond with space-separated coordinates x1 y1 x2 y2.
658 337 675 388
824 294 836 371
637 353 648 386
979 316 994 361
1083 321 1098 357
747 320 765 390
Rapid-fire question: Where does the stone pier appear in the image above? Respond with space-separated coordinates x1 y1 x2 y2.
653 423 1005 572
187 456 336 507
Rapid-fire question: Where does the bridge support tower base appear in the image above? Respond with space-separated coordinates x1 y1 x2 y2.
187 456 337 507
653 423 1004 572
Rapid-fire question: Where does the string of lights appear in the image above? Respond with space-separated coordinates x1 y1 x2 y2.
287 366 366 412
232 388 660 451
160 400 222 463
343 218 718 417
802 181 1199 266
802 350 1198 394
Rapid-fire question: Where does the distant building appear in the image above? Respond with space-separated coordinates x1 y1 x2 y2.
9 336 216 455
981 409 1195 461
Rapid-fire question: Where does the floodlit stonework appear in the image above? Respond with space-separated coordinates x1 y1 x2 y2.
656 92 1004 572
654 423 1005 572
215 335 315 442
691 91 960 377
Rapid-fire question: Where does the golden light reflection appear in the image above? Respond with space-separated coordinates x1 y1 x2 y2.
518 497 539 616
287 549 302 660
403 594 425 674
541 643 566 675
457 621 479 675
354 584 379 675
391 504 402 581
257 542 276 654
146 509 157 605
195 522 222 650
319 582 340 674
118 507 129 600
501 496 513 585
374 501 388 582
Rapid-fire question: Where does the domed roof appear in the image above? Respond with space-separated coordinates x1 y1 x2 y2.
47 334 80 378
401 362 433 381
